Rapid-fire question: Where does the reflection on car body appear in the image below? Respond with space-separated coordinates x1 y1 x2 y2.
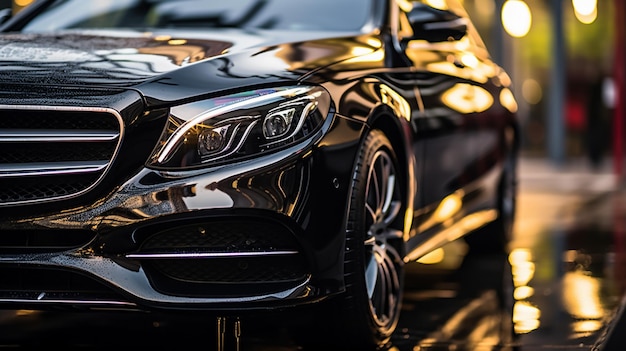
0 0 519 349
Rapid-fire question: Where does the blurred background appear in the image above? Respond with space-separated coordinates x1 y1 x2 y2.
2 0 624 181
461 0 623 179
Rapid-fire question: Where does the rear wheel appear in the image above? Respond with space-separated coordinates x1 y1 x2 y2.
311 130 405 349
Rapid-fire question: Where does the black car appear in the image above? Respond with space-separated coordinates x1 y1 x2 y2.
0 0 519 349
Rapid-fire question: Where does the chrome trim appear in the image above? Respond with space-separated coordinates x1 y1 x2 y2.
0 298 138 307
0 130 120 142
126 251 299 259
0 161 108 177
0 105 119 113
0 104 124 206
0 252 313 304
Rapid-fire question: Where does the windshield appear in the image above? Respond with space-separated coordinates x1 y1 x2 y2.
19 0 376 32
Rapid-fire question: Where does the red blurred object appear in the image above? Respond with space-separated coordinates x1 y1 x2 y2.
565 99 586 131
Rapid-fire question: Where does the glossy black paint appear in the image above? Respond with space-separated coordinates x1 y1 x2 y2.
0 0 518 348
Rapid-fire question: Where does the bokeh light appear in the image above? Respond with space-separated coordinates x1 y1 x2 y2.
502 0 532 38
522 78 543 105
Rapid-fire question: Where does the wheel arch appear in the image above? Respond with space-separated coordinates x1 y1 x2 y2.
367 108 416 257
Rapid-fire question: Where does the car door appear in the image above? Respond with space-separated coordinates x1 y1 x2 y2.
401 0 512 250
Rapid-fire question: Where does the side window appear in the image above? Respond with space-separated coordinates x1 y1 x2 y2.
442 0 491 61
399 0 491 63
403 0 468 43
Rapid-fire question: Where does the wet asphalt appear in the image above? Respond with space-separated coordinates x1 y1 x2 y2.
0 156 625 350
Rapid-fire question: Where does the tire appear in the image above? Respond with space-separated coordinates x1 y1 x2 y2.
302 130 405 350
466 150 517 254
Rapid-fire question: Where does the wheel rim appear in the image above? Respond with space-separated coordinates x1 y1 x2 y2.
363 149 403 328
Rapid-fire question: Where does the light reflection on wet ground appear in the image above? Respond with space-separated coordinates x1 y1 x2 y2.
506 158 625 351
0 158 625 350
389 158 626 351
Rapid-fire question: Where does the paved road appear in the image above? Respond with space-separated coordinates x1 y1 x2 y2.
1 157 625 350
505 157 626 351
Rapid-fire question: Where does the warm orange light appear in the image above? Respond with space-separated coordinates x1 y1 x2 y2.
500 88 519 113
572 320 603 334
433 192 463 222
501 0 532 38
562 271 604 319
441 83 494 114
396 0 413 12
15 0 34 7
513 301 541 333
513 285 535 300
460 53 479 68
509 249 535 286
573 1 597 25
380 84 412 122
424 0 448 10
417 247 445 264
168 39 188 46
522 79 543 105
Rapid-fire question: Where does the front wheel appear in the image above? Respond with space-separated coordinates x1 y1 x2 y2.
323 130 406 349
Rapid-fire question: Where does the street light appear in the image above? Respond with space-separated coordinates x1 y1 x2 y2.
501 0 532 38
572 0 597 24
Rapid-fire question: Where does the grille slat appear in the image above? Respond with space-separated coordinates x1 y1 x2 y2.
0 161 108 177
0 266 133 308
0 105 122 205
0 129 119 142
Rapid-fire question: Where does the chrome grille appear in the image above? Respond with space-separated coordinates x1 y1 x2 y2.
0 105 123 205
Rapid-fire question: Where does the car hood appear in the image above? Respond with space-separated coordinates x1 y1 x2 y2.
0 31 238 84
0 29 379 106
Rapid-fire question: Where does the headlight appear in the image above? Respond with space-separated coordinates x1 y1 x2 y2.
148 85 330 169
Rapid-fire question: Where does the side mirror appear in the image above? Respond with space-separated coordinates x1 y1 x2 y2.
404 3 468 43
0 8 11 25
